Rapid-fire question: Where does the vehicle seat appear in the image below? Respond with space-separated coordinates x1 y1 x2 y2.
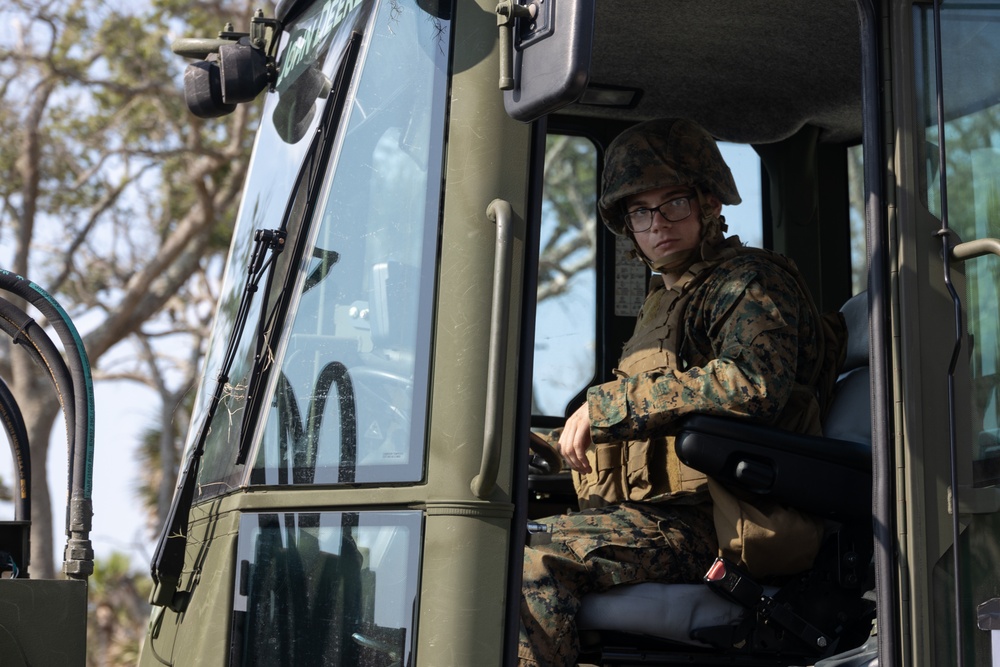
575 291 875 665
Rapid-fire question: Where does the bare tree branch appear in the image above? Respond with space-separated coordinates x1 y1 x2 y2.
1 0 256 580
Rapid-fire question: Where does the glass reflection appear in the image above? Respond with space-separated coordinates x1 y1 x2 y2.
231 511 422 666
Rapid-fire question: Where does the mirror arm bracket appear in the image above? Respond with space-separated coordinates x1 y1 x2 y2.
496 0 537 90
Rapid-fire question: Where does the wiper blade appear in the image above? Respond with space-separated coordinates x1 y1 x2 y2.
149 225 285 607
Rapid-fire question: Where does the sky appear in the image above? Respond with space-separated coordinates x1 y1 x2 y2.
0 371 158 573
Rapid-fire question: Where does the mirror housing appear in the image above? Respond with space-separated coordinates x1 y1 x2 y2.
173 11 280 119
219 37 273 104
183 55 236 119
501 0 595 122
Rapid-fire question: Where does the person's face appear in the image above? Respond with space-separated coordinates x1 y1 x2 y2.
625 186 719 264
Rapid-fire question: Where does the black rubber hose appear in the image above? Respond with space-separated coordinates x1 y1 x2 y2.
305 362 356 484
275 372 304 485
0 297 76 458
0 374 30 521
0 269 94 579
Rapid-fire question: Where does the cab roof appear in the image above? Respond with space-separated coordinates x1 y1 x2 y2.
563 0 863 145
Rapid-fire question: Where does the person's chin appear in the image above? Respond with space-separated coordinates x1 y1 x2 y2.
653 246 681 261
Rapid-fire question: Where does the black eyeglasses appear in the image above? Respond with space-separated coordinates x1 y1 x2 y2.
623 195 694 233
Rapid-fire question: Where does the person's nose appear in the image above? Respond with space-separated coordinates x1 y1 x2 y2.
649 209 672 231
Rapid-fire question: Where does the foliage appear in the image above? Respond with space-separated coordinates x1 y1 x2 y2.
0 3 266 665
538 135 599 302
133 380 200 535
0 0 264 591
86 552 152 667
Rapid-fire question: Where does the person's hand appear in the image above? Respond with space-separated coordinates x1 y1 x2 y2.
559 402 593 474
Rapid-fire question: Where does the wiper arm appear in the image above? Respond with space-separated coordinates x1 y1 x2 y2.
149 225 285 608
150 157 301 609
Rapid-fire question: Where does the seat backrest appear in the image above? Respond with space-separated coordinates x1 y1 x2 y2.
671 291 873 518
823 291 870 445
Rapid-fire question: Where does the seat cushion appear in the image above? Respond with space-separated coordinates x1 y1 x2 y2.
840 291 869 372
577 582 776 646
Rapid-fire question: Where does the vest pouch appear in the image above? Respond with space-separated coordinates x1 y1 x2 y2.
625 439 655 501
708 478 824 577
625 438 708 501
573 444 626 509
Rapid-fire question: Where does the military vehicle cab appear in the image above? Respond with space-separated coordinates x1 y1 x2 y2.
137 0 1000 665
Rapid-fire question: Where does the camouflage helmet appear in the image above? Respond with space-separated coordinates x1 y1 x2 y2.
599 118 742 235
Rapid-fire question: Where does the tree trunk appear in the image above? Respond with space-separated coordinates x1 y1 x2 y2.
13 348 62 579
157 396 178 529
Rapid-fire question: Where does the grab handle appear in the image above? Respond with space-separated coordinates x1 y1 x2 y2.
951 237 1000 262
472 199 514 499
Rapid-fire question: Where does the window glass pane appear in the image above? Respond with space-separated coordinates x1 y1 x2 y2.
718 142 763 249
914 1 1000 478
848 144 867 295
251 0 450 485
191 1 375 500
532 135 598 417
231 511 421 666
914 4 1000 662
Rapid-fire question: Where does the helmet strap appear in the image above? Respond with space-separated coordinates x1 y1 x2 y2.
650 248 697 273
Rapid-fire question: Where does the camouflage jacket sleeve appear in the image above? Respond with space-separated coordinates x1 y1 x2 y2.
587 258 808 443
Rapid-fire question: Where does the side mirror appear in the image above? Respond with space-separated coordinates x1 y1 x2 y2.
499 0 595 122
183 55 236 119
219 37 273 104
173 12 280 119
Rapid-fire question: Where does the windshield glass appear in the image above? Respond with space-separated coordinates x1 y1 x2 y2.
249 0 450 486
188 0 376 500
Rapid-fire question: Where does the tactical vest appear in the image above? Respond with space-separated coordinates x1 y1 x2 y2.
572 238 843 510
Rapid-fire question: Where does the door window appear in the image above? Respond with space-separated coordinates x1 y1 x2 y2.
914 2 1000 662
230 511 422 666
915 1 1000 482
530 137 763 419
532 135 599 417
718 143 763 249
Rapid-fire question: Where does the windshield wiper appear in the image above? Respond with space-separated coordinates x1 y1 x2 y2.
149 31 362 610
149 224 285 608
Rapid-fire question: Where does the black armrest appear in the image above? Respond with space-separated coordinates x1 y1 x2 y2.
675 415 872 519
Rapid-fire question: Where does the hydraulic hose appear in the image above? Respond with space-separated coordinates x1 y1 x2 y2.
0 375 30 521
0 296 77 456
0 296 76 534
0 269 95 580
305 362 356 484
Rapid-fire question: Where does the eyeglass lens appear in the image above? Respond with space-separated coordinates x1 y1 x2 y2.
625 196 692 232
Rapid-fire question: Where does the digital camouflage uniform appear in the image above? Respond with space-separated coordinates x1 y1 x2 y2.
518 119 841 667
